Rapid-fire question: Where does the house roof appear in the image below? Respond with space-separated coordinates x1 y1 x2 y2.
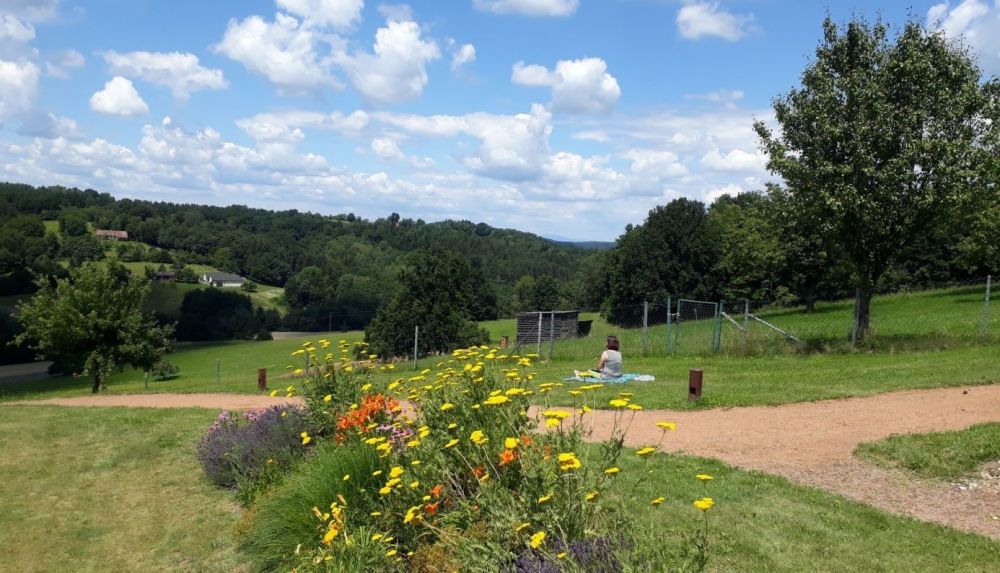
95 229 128 238
203 271 244 282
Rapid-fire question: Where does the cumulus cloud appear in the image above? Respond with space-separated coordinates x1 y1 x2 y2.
0 13 34 42
44 49 84 78
89 76 148 117
0 0 60 22
236 110 370 136
334 18 440 105
16 110 82 138
700 147 766 172
214 12 341 94
676 1 757 41
511 58 621 114
0 58 37 119
450 41 476 71
928 0 1000 75
473 0 578 17
102 51 227 99
276 0 364 29
706 182 741 203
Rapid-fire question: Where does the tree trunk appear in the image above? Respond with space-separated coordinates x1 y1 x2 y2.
855 286 873 341
91 371 102 394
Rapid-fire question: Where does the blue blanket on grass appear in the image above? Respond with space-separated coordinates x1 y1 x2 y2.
561 373 653 384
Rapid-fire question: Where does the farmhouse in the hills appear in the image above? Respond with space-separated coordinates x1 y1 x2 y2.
200 271 245 288
95 229 128 241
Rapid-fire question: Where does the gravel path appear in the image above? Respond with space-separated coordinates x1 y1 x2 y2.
8 384 1000 539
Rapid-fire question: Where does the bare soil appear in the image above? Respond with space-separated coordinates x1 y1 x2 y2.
8 384 1000 539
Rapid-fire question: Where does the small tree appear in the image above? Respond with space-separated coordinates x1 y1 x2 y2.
16 262 172 393
755 17 992 338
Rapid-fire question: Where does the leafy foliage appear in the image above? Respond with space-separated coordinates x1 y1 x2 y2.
15 262 172 392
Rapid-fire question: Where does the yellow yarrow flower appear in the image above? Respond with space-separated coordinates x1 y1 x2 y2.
603 467 620 476
636 447 656 456
440 403 455 411
483 395 511 405
300 432 311 445
609 399 628 408
504 437 519 450
470 430 488 445
557 452 582 471
693 497 715 511
529 531 546 549
656 421 677 431
651 497 666 506
323 394 332 402
584 491 599 502
444 438 460 449
538 493 554 504
389 466 405 479
696 474 714 481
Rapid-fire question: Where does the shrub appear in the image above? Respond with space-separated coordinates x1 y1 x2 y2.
263 342 711 571
195 406 308 493
238 443 386 573
151 360 179 380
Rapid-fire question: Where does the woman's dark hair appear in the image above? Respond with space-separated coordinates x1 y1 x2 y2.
606 335 620 351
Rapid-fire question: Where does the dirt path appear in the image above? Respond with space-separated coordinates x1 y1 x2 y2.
8 384 1000 539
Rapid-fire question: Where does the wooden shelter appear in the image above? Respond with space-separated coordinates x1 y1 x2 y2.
515 310 581 345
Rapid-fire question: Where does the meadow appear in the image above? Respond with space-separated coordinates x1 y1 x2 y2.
855 423 1000 481
2 404 998 572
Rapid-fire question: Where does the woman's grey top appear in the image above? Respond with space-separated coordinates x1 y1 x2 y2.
601 350 622 377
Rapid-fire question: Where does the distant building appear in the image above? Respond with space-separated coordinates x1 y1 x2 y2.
200 271 245 288
151 271 176 282
96 229 128 241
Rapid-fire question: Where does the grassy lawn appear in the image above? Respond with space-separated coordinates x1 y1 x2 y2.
0 406 996 572
43 220 60 236
854 423 1000 481
0 406 242 572
0 332 363 401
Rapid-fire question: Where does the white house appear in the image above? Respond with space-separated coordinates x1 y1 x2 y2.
200 271 245 288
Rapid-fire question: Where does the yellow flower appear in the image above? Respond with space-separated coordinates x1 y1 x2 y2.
627 404 643 411
504 437 519 450
542 409 571 420
557 552 568 560
323 394 332 402
444 438 460 449
389 466 405 479
603 467 620 476
693 497 715 511
322 526 339 544
582 405 592 414
483 395 511 406
651 497 665 506
636 447 656 456
440 403 455 411
514 522 531 533
293 368 304 376
370 511 382 517
386 549 397 557
557 452 582 471
538 493 554 504
291 349 305 356
656 421 677 431
584 491 599 502
378 486 392 495
696 474 714 481
301 432 311 445
406 439 421 448
470 430 488 445
403 505 421 524
545 418 561 428
529 531 546 549
609 399 628 408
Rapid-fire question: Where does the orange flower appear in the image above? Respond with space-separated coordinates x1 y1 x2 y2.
520 435 534 448
471 466 486 479
429 484 443 499
424 502 439 516
499 449 519 466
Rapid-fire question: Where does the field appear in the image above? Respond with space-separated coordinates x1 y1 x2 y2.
0 405 996 572
855 423 1000 481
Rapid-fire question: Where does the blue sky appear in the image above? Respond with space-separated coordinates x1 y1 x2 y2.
1 0 997 240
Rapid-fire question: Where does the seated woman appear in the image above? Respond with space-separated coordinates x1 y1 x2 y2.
575 335 622 379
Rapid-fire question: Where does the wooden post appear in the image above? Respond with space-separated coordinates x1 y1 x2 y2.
216 358 221 388
688 369 703 402
257 368 267 392
500 335 509 348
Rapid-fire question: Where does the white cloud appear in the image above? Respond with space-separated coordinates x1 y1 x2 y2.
706 183 741 203
236 110 370 136
44 49 84 78
450 41 476 71
89 76 148 117
473 0 578 17
334 18 440 105
0 0 60 22
928 0 1000 75
0 58 37 119
623 148 689 178
0 13 34 42
276 0 364 29
16 111 82 139
377 3 413 22
676 1 757 41
102 51 227 100
512 57 620 114
700 147 766 172
214 13 340 94
371 136 404 160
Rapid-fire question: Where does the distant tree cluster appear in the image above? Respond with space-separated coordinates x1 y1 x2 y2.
176 289 280 341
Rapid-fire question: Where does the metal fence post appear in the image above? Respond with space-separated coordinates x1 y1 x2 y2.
549 310 556 359
981 275 992 340
713 301 723 353
742 300 749 351
665 296 672 354
536 312 542 356
642 301 649 355
850 288 860 348
413 325 419 370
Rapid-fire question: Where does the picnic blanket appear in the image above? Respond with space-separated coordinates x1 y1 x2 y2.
562 373 655 384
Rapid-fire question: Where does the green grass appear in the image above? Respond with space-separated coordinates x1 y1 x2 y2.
0 406 996 571
854 423 1000 481
608 448 1000 572
146 282 205 320
0 332 363 401
0 406 242 572
43 220 60 236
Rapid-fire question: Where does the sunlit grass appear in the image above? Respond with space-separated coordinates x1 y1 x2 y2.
855 423 1000 481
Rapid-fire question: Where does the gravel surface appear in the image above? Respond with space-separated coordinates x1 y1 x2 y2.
8 384 1000 539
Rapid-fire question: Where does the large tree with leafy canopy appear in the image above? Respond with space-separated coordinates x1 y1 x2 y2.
16 262 172 393
754 17 995 338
